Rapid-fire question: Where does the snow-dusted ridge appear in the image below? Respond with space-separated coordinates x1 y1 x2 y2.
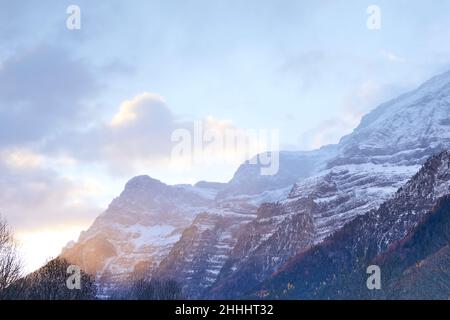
61 70 450 298
206 70 450 298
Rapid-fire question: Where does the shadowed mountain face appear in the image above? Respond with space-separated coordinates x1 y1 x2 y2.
205 72 450 299
153 211 256 299
373 195 450 300
250 151 450 299
61 71 450 299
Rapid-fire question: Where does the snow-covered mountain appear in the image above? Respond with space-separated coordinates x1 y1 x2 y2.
206 70 450 298
218 148 337 199
61 146 336 293
207 164 418 298
154 209 257 299
332 71 450 167
151 149 337 296
62 70 450 298
60 166 302 291
60 176 224 286
251 150 450 299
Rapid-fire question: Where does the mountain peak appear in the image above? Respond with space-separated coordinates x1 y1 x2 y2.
124 175 165 190
354 70 450 134
417 69 450 92
331 72 450 168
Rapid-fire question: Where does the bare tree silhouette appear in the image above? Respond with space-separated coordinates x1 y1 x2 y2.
0 216 22 299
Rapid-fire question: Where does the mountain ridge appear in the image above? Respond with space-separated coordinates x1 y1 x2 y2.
61 70 450 298
248 150 450 299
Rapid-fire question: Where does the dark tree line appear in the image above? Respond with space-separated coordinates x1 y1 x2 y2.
0 216 96 300
109 277 184 300
4 258 98 300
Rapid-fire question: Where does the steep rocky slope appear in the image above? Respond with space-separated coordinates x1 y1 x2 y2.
208 164 418 298
373 195 450 299
61 70 450 298
60 172 300 292
206 71 450 299
154 209 256 299
251 151 450 299
60 176 224 285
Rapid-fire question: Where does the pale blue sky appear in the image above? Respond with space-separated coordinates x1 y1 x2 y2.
2 0 450 271
4 1 450 149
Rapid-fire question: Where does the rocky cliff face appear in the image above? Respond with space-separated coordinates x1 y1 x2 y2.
208 164 418 298
154 209 256 299
206 72 450 299
251 151 450 299
372 195 450 300
60 155 317 295
152 149 341 298
60 176 223 286
62 71 450 299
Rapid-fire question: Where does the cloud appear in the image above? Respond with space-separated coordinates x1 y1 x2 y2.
0 149 102 273
102 93 183 171
0 89 253 237
0 43 116 271
105 94 270 173
43 92 186 173
42 92 267 177
111 93 170 127
1 148 44 170
0 149 101 231
0 45 99 145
